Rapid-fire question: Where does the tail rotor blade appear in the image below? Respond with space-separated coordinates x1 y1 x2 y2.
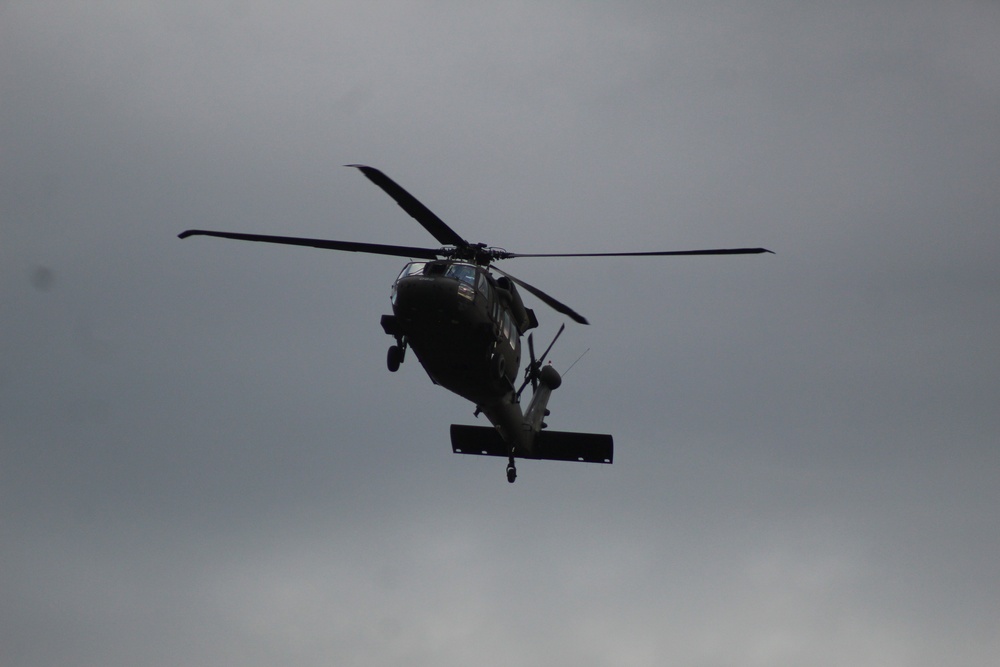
516 324 566 400
515 333 538 399
527 333 538 390
538 323 565 364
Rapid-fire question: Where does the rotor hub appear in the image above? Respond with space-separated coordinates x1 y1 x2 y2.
448 243 511 265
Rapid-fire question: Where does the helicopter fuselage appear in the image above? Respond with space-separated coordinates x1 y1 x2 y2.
380 260 536 442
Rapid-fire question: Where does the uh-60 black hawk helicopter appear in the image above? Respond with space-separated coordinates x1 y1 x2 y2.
180 165 771 483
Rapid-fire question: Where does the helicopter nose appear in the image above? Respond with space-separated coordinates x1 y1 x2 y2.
393 276 464 319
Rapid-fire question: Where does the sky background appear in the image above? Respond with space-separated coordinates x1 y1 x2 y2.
2 2 998 665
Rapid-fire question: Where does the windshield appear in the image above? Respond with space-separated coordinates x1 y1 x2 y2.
445 263 477 286
397 262 427 279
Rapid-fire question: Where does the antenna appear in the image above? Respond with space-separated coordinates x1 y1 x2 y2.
561 348 590 379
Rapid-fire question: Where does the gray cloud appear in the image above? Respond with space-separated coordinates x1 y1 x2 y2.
3 2 998 665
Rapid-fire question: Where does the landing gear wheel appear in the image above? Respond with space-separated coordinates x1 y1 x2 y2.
506 463 517 484
387 345 403 372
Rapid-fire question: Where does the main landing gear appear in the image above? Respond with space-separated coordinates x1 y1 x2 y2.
386 340 406 372
506 458 517 483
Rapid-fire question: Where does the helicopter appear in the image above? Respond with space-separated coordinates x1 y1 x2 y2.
179 165 771 482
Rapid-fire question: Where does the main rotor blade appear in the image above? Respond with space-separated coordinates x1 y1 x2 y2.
346 165 469 248
491 266 589 325
506 247 773 258
178 229 443 260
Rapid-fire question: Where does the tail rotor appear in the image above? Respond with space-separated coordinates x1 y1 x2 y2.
516 323 565 400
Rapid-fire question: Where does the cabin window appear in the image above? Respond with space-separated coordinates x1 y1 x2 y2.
502 310 512 342
477 271 491 298
445 263 476 286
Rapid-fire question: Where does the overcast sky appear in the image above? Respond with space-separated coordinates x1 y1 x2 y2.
3 2 999 666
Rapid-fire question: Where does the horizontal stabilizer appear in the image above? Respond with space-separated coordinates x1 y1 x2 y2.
450 425 613 464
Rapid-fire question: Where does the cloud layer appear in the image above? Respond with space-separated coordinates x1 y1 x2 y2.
3 2 998 665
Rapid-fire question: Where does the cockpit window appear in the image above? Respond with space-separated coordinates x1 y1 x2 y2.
397 262 427 280
445 263 477 286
